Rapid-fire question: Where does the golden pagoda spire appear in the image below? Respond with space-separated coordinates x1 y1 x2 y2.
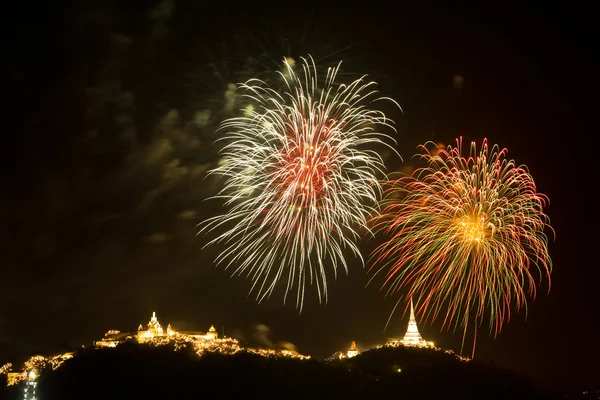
347 340 358 358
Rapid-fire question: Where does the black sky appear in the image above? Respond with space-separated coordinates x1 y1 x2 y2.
1 0 597 393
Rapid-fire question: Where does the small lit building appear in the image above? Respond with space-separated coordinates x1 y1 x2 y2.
326 340 359 361
347 341 358 358
176 325 218 341
207 325 218 340
23 370 37 400
94 330 132 348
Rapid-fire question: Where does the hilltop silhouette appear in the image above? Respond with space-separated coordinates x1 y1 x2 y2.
1 342 556 399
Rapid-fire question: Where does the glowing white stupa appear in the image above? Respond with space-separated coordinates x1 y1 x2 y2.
387 300 435 348
401 300 424 345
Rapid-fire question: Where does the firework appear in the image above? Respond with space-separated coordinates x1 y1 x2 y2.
199 56 399 310
369 138 553 354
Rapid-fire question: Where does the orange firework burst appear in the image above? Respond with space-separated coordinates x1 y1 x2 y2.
369 137 553 355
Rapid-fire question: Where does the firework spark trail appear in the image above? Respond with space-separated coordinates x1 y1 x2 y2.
368 138 553 355
199 56 400 311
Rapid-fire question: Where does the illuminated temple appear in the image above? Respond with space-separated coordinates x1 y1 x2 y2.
327 340 360 361
92 311 308 360
94 311 220 348
137 312 218 342
347 341 358 358
386 300 435 348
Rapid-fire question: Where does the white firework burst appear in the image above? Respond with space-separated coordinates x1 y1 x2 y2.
199 55 400 310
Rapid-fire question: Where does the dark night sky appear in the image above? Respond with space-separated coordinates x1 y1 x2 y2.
1 0 597 394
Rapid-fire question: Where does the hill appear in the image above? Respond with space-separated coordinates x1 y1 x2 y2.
1 343 556 399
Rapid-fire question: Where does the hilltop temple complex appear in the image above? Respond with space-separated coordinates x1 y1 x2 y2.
1 310 309 397
91 311 308 361
94 311 219 348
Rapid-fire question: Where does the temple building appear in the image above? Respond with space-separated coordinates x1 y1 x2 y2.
386 300 435 348
326 340 359 361
173 324 219 341
93 311 220 347
137 311 165 342
347 341 358 358
139 312 219 342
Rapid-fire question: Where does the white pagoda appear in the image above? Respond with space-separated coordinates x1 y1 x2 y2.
387 300 435 348
346 341 358 358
